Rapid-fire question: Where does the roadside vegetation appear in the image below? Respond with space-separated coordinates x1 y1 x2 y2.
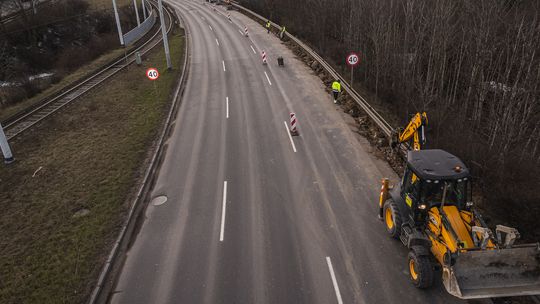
0 28 184 303
0 0 140 116
241 0 540 241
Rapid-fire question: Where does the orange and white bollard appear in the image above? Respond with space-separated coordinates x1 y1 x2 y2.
262 51 267 65
290 112 299 136
244 26 249 37
227 13 231 22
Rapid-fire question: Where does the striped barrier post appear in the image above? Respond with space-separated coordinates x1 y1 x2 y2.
244 26 249 37
227 13 231 21
290 112 298 136
262 51 267 65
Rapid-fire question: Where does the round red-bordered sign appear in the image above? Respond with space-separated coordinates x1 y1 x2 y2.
146 68 159 80
346 52 360 67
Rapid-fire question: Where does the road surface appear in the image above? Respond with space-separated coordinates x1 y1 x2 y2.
110 1 472 303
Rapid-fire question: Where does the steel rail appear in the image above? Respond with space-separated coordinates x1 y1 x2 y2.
3 0 170 140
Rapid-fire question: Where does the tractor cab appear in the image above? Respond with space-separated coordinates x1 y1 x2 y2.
400 149 472 226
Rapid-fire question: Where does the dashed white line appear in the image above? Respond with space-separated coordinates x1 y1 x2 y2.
326 257 344 304
220 181 228 242
222 60 226 72
250 45 256 54
216 38 220 46
209 25 213 31
238 29 244 35
226 97 229 118
284 121 297 153
264 71 272 85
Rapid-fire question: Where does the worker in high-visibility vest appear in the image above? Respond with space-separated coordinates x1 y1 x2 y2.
332 79 341 103
280 26 286 39
266 20 271 33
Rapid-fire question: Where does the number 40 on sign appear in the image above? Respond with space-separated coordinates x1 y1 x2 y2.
146 68 159 81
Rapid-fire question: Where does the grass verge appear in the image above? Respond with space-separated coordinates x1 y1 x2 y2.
0 48 128 123
0 27 184 304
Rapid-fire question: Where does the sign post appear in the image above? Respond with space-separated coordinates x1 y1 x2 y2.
147 67 160 100
346 52 360 88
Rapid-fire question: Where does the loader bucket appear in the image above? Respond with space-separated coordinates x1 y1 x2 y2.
442 245 540 299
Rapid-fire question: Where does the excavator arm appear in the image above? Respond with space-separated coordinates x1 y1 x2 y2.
395 112 428 151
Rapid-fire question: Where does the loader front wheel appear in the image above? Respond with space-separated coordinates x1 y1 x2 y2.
383 199 402 239
408 250 433 289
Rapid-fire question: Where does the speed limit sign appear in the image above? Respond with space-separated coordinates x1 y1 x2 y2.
146 68 159 80
346 53 360 67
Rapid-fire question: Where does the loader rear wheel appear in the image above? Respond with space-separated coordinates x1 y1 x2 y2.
383 199 402 239
408 250 433 289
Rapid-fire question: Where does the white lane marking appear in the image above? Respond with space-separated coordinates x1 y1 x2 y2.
226 97 229 119
238 29 244 35
264 71 272 85
250 45 256 54
220 181 228 242
284 121 297 153
326 257 344 304
216 38 220 46
209 25 213 31
222 60 226 72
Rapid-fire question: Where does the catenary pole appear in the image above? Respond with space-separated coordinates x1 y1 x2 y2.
112 0 124 46
133 0 141 26
158 0 172 69
142 0 147 19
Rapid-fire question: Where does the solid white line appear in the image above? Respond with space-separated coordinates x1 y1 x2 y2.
216 38 220 46
226 97 229 118
326 257 344 304
264 71 272 85
238 29 244 35
250 45 256 54
220 181 228 242
209 25 213 31
222 60 226 72
284 121 297 153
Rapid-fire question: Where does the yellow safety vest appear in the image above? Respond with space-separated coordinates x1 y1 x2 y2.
281 26 286 33
266 21 271 28
332 81 341 92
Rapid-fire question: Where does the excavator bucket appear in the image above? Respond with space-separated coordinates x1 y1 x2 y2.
443 245 540 299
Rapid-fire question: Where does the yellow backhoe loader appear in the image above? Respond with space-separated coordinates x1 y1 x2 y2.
378 113 540 299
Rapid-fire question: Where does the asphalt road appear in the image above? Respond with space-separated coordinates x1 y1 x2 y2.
109 1 476 303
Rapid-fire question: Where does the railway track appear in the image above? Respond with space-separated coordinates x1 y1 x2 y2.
2 0 173 141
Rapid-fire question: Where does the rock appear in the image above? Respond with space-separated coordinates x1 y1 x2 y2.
73 208 90 218
311 61 320 70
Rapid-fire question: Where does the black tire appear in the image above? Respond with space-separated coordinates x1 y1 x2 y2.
408 250 434 289
383 199 402 239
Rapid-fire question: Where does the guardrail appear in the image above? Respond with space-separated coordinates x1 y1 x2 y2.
230 2 395 138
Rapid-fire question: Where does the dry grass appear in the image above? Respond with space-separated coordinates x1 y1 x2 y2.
0 28 184 304
0 48 127 122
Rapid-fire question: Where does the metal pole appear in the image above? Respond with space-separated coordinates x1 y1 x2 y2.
133 0 141 26
158 0 172 70
0 123 14 164
142 0 147 20
350 66 354 88
112 0 125 46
